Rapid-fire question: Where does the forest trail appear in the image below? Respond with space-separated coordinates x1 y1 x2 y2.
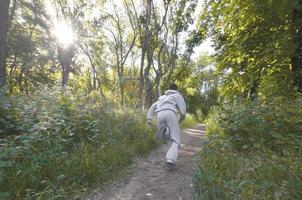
86 124 205 200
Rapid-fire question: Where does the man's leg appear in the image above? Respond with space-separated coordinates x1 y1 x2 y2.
156 123 166 140
165 111 180 166
156 124 170 141
166 141 179 164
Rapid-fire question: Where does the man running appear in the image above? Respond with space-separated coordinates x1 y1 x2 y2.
147 84 186 171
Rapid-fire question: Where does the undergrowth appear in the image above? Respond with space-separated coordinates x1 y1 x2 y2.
193 96 302 200
181 114 199 128
0 87 156 200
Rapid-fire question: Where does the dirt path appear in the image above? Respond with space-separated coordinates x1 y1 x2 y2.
86 124 205 200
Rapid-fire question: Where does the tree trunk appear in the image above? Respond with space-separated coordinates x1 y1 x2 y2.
138 48 145 105
164 33 179 90
138 0 152 108
154 64 162 99
18 64 25 92
9 52 17 78
81 44 104 95
144 42 154 108
61 64 70 87
144 67 152 108
0 0 10 88
86 53 98 90
142 0 153 108
292 0 302 92
93 72 96 90
119 79 125 105
87 70 92 92
58 45 74 88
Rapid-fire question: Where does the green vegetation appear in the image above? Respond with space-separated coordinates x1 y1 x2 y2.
0 0 204 198
193 0 302 199
193 98 302 200
1 0 302 199
180 114 198 129
193 136 302 199
0 87 156 199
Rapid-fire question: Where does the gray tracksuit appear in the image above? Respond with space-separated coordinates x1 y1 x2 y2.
147 90 186 164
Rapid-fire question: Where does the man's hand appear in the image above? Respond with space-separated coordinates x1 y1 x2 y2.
147 120 152 128
179 115 185 123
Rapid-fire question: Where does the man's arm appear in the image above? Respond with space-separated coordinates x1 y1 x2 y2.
175 95 186 122
147 102 157 123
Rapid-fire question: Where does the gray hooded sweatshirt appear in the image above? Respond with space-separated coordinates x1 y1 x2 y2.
147 90 186 122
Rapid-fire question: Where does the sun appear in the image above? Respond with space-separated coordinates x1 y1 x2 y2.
54 22 75 47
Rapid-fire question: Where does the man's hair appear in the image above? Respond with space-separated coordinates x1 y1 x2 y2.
169 83 178 91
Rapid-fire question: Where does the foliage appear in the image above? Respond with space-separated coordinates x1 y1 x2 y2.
193 1 302 199
0 86 156 199
199 0 298 99
180 114 198 129
216 96 302 153
193 136 302 200
2 0 203 110
193 95 302 199
204 106 223 135
176 53 219 120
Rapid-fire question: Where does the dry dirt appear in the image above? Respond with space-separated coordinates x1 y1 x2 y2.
85 124 205 200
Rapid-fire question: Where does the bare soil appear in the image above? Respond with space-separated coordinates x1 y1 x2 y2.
85 124 205 200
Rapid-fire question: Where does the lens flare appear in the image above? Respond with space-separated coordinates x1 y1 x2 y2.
54 22 75 47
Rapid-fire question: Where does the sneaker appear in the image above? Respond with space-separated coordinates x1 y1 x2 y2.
166 162 176 171
156 124 166 140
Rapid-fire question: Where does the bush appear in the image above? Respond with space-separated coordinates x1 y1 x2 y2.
214 96 302 153
180 114 199 128
193 95 302 199
0 87 156 199
0 89 19 136
204 106 223 135
193 136 302 200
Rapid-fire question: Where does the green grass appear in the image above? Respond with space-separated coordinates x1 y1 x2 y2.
193 97 302 200
193 136 302 200
180 114 199 128
0 88 157 200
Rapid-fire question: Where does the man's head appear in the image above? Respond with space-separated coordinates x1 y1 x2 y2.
169 83 178 91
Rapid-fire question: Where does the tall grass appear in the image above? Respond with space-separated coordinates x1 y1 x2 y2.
0 87 156 199
180 114 199 128
193 96 302 200
193 136 302 200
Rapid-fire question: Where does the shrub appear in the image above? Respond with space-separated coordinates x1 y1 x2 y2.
0 87 156 199
215 96 302 153
193 95 302 199
204 106 223 135
181 114 199 128
193 136 302 200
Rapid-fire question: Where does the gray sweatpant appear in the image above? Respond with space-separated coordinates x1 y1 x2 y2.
157 110 180 164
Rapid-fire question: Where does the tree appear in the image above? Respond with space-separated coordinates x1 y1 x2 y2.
198 0 295 100
53 0 87 87
102 1 137 105
7 0 55 93
0 0 10 88
292 0 302 92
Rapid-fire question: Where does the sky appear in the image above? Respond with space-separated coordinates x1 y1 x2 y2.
184 0 215 61
192 38 215 60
